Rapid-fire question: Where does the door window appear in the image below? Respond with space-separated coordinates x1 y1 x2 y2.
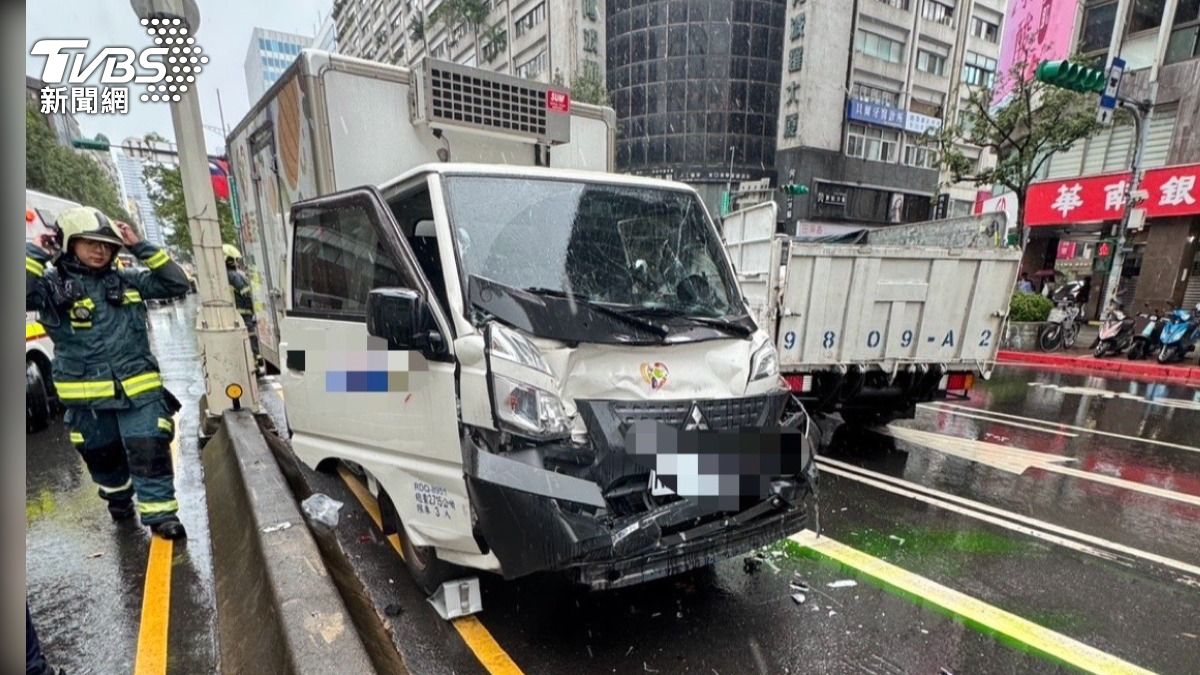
292 200 407 318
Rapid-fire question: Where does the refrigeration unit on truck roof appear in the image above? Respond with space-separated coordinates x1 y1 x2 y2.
409 59 572 146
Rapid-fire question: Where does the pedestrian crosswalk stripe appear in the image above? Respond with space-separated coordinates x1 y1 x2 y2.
791 530 1156 675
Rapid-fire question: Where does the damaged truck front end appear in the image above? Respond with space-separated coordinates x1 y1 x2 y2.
463 390 817 590
441 172 819 590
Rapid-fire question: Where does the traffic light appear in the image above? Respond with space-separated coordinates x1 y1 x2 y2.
71 137 111 151
1035 60 1106 94
780 184 809 196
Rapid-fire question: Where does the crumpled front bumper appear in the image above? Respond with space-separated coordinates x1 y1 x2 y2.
463 393 817 589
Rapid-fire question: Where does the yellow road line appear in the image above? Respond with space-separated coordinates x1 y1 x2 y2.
790 531 1155 675
337 467 523 675
133 536 174 675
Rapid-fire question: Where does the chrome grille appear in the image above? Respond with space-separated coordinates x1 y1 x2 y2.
610 396 771 430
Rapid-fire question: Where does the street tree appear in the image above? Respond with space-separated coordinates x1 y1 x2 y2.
428 0 491 66
569 68 609 106
25 103 131 222
143 163 238 262
937 56 1107 247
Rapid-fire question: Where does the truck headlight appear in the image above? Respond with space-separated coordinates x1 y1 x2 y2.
749 339 779 382
490 323 551 374
492 375 571 439
488 324 570 439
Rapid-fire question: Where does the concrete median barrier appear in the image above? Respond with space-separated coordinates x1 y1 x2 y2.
202 410 375 674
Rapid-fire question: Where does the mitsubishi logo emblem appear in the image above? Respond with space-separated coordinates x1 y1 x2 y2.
684 403 708 431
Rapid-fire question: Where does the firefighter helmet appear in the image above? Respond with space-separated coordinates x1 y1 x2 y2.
55 207 124 250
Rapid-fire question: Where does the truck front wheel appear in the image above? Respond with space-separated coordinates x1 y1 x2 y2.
378 489 464 595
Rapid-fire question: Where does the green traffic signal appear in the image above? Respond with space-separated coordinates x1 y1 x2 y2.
781 184 809 196
1034 60 1106 94
71 137 111 151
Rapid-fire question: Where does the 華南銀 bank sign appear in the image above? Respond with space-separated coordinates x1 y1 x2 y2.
1025 163 1200 226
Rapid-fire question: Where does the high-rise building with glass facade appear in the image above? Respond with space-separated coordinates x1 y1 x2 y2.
606 0 786 214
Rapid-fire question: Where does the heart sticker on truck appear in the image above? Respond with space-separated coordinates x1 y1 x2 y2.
640 362 669 390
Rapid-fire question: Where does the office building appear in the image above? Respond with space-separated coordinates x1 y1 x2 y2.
606 0 786 214
330 0 605 93
115 136 180 249
991 0 1200 313
774 0 1007 230
245 28 314 103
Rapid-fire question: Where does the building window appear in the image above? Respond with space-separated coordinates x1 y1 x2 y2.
515 49 548 79
583 27 599 54
916 49 947 75
852 82 901 107
962 52 997 87
791 15 806 40
784 113 799 138
789 46 805 72
1080 2 1119 53
855 30 905 63
847 123 900 163
903 138 939 169
876 0 911 9
921 0 955 26
970 16 1000 42
482 28 507 62
514 2 547 38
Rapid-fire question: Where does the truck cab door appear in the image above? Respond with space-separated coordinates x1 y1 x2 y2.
281 185 475 554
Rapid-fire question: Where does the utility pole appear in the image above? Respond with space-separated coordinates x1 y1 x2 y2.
1101 96 1151 314
130 0 259 426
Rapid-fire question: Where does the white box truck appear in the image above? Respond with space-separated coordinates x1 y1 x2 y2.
724 202 1021 426
227 52 817 592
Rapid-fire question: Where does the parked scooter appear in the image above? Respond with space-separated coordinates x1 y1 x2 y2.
1039 280 1087 352
1156 303 1200 364
1127 305 1166 361
1093 303 1137 358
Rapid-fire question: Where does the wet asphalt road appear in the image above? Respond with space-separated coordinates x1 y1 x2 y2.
26 298 1200 673
307 366 1200 675
25 296 216 675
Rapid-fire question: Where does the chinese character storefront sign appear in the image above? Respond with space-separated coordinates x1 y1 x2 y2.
1025 164 1200 226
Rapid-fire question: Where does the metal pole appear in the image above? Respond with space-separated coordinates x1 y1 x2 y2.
1101 99 1150 313
136 1 259 418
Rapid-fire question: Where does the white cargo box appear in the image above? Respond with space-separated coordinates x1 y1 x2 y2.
725 202 1022 373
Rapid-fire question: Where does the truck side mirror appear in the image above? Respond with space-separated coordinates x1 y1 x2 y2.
367 288 444 357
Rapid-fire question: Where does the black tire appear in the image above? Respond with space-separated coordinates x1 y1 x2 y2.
378 489 463 594
1039 325 1063 352
1063 323 1080 349
26 360 51 432
1094 342 1110 358
1127 342 1145 361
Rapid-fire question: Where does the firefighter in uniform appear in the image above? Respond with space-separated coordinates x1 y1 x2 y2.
223 244 261 367
25 207 191 539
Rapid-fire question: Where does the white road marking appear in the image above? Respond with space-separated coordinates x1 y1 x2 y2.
916 405 1077 437
1029 382 1200 413
926 402 1200 454
882 426 1200 508
817 456 1200 583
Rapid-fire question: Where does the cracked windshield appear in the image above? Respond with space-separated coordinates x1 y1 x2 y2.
22 0 1200 674
447 176 739 319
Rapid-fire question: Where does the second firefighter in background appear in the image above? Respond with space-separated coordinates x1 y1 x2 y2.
223 243 260 365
